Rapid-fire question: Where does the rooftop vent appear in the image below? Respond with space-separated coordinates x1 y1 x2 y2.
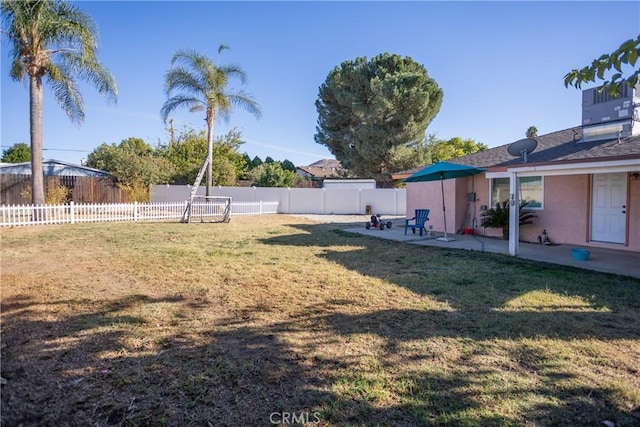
589 84 632 105
581 121 630 143
580 82 640 142
582 82 638 127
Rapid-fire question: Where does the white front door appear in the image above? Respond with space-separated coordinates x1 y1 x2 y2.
591 173 627 244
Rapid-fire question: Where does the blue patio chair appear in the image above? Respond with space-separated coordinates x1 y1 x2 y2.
404 209 430 236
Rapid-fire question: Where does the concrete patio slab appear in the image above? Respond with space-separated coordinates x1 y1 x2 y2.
334 217 640 279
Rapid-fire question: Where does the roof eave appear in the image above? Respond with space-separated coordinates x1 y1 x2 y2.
487 156 640 177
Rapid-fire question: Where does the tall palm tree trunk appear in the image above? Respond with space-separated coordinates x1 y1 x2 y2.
30 75 45 206
206 115 214 197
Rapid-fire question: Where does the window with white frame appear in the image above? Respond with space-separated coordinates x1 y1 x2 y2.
491 176 543 209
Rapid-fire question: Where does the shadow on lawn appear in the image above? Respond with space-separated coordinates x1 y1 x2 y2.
2 221 639 426
274 223 640 341
2 294 516 426
3 292 637 426
262 221 640 423
263 222 640 340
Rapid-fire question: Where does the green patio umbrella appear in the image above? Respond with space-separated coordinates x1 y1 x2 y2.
403 161 486 241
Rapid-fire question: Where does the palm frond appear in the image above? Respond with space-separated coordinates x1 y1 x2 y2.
518 200 538 225
1 0 117 120
171 49 211 70
165 67 207 96
45 1 97 50
46 61 84 124
160 95 204 123
9 59 26 82
480 200 538 228
228 90 262 119
218 64 247 85
161 46 261 128
59 51 117 101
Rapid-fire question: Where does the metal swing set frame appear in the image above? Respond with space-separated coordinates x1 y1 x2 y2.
180 157 231 224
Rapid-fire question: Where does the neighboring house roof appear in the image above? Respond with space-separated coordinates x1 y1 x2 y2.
393 126 640 179
308 159 343 169
296 166 341 179
0 159 111 177
297 158 346 179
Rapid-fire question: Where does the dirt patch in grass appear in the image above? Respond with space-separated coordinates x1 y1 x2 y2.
1 215 639 426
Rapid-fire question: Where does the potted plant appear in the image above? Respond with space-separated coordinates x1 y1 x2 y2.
480 200 537 239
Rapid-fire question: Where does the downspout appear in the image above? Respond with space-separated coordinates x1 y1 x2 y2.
470 175 485 252
508 171 519 256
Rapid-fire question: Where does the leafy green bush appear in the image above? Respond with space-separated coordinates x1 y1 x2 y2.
249 162 300 187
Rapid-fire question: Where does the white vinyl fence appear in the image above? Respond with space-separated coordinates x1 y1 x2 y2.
152 185 406 215
0 200 278 227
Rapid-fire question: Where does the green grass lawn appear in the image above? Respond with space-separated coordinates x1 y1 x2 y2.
1 215 639 426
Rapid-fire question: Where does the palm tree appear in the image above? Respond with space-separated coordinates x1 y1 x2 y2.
1 0 117 205
526 126 538 139
161 46 261 196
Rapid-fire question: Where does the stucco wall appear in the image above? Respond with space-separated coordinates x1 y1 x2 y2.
406 180 442 233
407 173 639 252
406 177 478 235
533 175 589 245
454 175 487 232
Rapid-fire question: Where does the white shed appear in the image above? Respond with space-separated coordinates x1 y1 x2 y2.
322 179 376 190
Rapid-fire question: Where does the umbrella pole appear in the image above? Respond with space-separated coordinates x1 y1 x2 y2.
437 174 455 242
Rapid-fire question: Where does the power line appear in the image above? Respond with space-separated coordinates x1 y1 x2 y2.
42 148 91 152
0 146 90 153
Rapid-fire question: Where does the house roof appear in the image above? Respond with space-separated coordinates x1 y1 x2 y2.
0 159 111 177
296 166 342 179
393 126 640 179
297 159 346 179
454 127 640 169
308 159 343 169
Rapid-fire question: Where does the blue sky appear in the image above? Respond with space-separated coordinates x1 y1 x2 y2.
2 1 639 167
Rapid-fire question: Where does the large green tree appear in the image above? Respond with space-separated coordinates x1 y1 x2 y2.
427 136 488 163
1 0 117 205
1 142 32 163
251 156 263 169
315 53 443 181
249 162 300 188
160 128 207 184
160 46 261 196
161 128 249 186
241 153 253 169
281 159 296 172
564 35 639 96
211 132 249 186
86 138 175 200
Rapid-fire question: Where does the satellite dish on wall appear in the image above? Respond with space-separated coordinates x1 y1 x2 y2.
507 138 538 163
